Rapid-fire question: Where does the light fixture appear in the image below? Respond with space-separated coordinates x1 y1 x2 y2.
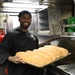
2 2 48 12
13 0 34 3
2 2 47 8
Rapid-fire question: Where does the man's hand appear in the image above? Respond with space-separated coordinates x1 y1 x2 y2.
8 56 25 64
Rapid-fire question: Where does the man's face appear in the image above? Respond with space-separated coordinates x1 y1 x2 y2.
19 14 32 29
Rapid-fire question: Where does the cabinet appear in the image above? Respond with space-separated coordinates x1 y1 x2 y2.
37 8 50 36
37 7 61 36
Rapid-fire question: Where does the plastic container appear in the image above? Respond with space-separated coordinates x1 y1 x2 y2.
67 17 75 32
67 27 74 32
68 17 75 24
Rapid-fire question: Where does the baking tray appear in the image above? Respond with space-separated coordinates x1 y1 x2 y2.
25 53 71 68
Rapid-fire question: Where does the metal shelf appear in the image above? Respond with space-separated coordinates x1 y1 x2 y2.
37 30 50 36
60 35 75 37
62 24 75 27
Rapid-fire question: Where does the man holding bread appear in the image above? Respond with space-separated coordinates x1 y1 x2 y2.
0 10 40 75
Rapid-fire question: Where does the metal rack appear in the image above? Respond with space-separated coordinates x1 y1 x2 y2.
61 24 75 36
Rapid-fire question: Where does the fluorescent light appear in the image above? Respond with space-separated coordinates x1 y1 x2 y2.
1 8 37 13
2 2 48 9
2 2 48 12
13 0 39 3
13 0 33 3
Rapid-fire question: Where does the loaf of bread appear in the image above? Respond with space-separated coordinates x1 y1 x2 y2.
44 45 69 57
16 45 70 67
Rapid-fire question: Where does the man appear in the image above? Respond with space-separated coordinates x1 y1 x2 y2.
0 10 40 75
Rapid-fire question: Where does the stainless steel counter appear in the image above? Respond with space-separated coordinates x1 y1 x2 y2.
57 64 75 75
